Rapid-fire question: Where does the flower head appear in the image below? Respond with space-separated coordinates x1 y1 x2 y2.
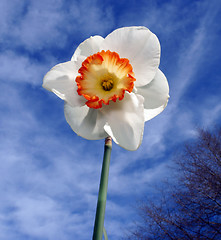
76 50 135 109
43 26 169 151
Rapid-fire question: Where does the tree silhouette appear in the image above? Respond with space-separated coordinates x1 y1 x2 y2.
127 128 221 240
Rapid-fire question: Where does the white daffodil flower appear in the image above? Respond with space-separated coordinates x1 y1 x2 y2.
43 26 169 151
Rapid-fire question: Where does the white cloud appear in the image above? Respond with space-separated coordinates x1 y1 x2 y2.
1 0 114 52
14 196 67 239
0 51 49 85
199 100 221 127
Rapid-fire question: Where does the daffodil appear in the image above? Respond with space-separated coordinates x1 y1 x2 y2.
43 26 169 151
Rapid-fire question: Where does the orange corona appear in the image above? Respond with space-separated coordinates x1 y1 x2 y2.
75 50 136 109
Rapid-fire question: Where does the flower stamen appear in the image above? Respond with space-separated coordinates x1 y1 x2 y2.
101 77 114 91
76 50 136 109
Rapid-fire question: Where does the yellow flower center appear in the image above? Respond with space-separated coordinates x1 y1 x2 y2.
101 75 114 91
75 50 136 109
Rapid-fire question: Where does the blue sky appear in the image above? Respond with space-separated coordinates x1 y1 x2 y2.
0 0 221 239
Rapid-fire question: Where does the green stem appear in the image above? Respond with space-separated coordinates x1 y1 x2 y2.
103 227 108 240
92 137 112 240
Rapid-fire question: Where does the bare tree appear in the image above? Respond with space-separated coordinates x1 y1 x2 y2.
127 128 221 240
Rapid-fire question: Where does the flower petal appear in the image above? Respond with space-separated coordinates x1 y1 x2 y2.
136 69 169 110
71 35 104 61
144 101 168 122
101 26 160 87
43 61 85 107
64 103 108 140
101 92 145 151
